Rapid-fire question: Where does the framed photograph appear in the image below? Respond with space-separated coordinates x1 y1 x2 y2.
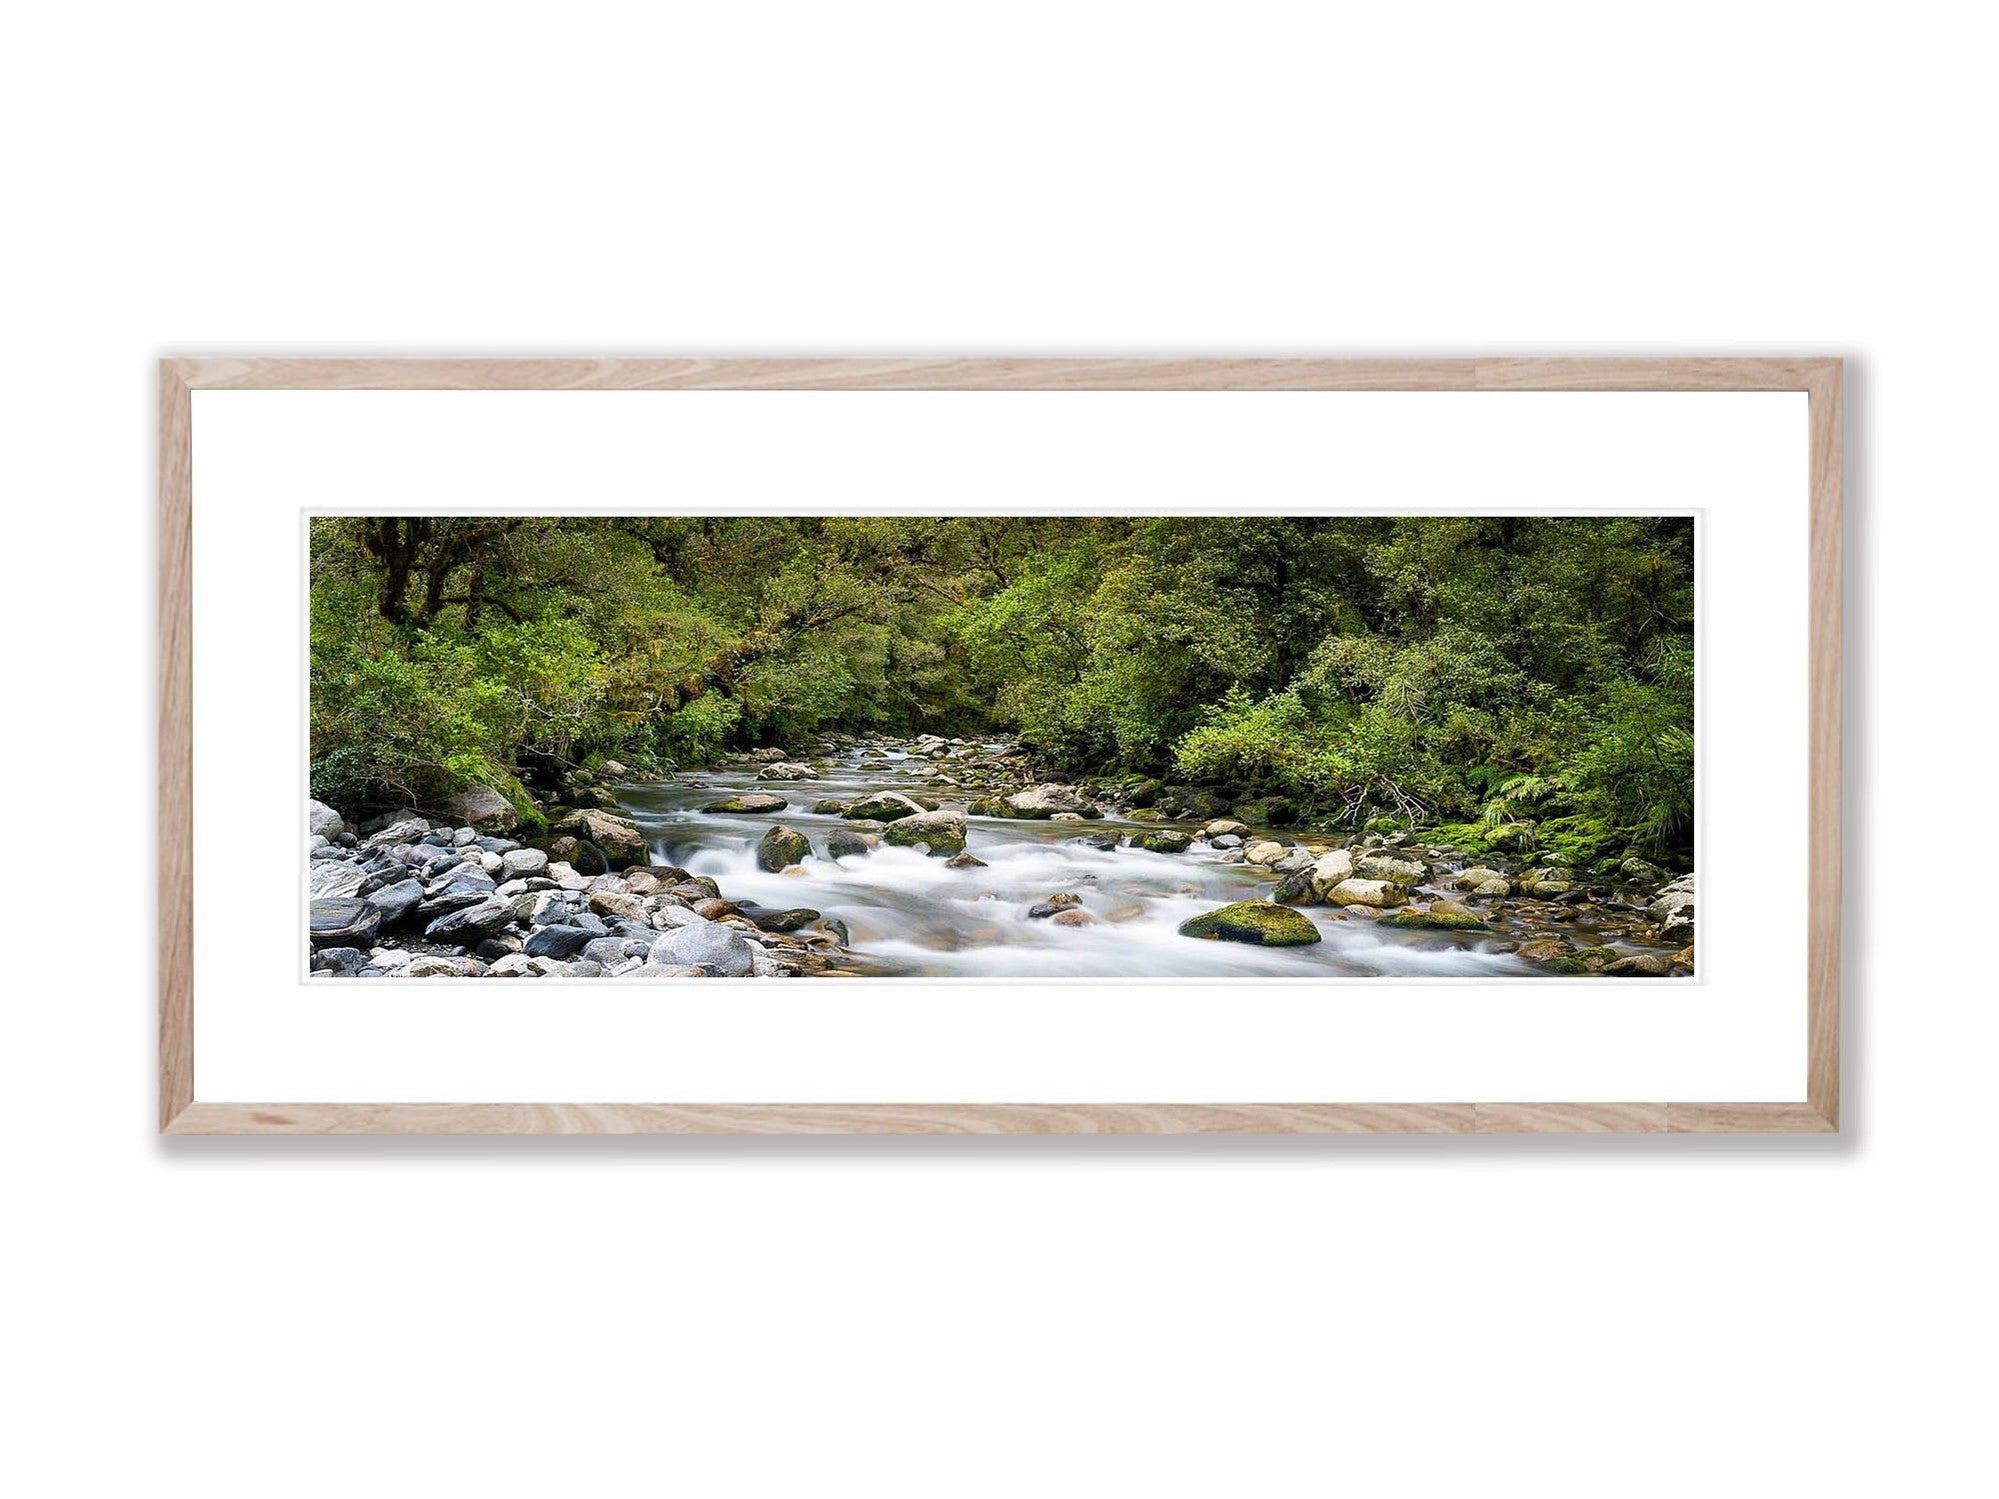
159 358 1840 1134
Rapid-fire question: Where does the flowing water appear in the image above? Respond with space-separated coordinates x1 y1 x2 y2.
613 747 1543 978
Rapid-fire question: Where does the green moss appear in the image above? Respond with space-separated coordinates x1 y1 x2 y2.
1178 900 1322 946
1379 904 1488 931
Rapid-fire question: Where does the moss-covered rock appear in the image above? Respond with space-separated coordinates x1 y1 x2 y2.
881 809 968 857
701 793 788 814
1178 900 1322 946
1604 953 1673 977
756 825 813 872
1135 830 1194 853
846 791 928 820
1378 902 1487 931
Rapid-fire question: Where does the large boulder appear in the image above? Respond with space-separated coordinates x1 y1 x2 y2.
845 790 928 821
307 799 347 839
1178 899 1322 947
1325 878 1408 909
448 783 518 834
1306 848 1355 897
310 897 381 947
551 808 650 869
647 921 756 977
1355 851 1430 887
758 825 814 872
882 810 968 857
701 793 788 814
1003 784 1099 819
1135 830 1194 854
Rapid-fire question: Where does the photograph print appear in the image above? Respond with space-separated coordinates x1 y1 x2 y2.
306 514 1697 980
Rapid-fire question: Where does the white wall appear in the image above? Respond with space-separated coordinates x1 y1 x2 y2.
2 4 1988 1495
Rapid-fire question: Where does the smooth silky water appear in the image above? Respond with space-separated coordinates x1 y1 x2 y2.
612 748 1536 978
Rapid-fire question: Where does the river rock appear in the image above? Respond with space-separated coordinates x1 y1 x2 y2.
1355 851 1429 886
1604 953 1674 977
1269 847 1317 876
361 815 430 851
523 924 596 959
582 936 652 965
1201 819 1250 841
1003 784 1099 819
310 945 369 975
366 877 426 928
882 809 967 857
846 790 928 821
1242 840 1286 866
499 847 549 881
446 783 517 834
310 897 382 947
416 866 498 917
812 799 850 815
1648 875 1696 940
758 825 814 871
308 859 368 899
551 808 650 869
1178 899 1322 946
307 799 347 839
648 921 756 977
944 849 987 869
424 897 516 941
1272 869 1317 904
1325 878 1408 909
1516 938 1576 964
1307 849 1355 896
751 907 820 933
702 792 789 814
1135 830 1194 854
588 888 649 924
825 827 878 859
758 761 816 780
1379 901 1487 931
1051 907 1093 926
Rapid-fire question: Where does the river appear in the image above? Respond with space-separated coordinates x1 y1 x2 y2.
612 746 1546 978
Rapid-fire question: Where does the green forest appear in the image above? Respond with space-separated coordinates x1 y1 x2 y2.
309 515 1695 866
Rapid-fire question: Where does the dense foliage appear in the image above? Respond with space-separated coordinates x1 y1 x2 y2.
310 515 1695 859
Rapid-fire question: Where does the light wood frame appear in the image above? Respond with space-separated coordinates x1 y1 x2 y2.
159 357 1841 1135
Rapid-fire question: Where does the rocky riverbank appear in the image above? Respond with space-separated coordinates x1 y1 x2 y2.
307 732 1695 978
